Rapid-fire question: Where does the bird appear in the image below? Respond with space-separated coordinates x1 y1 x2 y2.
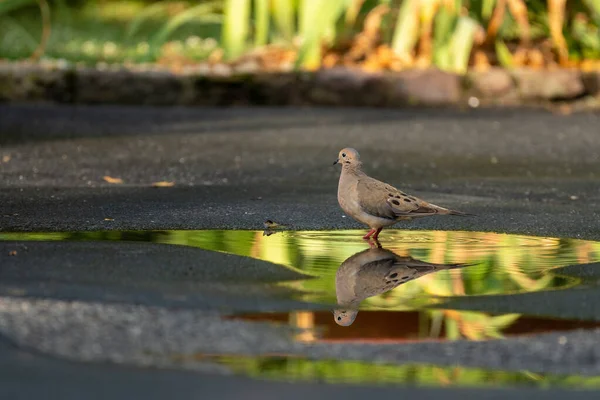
333 243 471 326
262 219 288 236
333 147 471 240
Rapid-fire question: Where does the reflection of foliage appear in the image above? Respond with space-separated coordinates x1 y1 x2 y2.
216 355 600 388
2 229 600 340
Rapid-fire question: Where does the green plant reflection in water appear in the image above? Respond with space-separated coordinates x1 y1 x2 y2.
151 229 597 340
2 229 600 340
213 356 600 389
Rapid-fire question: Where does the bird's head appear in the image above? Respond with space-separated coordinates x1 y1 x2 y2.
333 309 358 326
333 148 360 167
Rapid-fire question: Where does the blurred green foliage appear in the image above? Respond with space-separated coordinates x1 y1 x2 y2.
0 0 599 71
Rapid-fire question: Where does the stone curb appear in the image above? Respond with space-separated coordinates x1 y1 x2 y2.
0 62 599 109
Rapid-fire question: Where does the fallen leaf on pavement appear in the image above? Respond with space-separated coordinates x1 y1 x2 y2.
103 176 124 184
152 181 175 187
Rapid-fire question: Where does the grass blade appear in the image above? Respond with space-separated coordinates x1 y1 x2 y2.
448 16 479 73
482 0 497 20
583 0 600 24
391 0 419 58
152 2 222 50
296 0 349 69
222 0 251 60
253 0 270 47
31 0 51 60
271 0 296 42
125 2 171 39
495 39 514 67
432 4 457 69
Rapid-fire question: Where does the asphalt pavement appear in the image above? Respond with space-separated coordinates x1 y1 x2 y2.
1 103 600 398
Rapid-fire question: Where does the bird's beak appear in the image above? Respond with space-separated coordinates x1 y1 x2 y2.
333 159 339 165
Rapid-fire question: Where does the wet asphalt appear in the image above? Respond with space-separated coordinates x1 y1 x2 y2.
1 103 600 398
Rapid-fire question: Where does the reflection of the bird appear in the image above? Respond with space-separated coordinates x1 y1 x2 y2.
334 240 472 326
263 219 287 236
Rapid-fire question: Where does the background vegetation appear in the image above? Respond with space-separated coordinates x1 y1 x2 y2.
1 0 599 73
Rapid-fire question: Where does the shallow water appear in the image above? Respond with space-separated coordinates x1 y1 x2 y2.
2 229 600 340
3 229 600 387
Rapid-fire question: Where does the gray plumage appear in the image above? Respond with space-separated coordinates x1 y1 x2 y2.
333 147 470 240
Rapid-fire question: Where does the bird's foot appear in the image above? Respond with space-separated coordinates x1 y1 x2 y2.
362 229 376 240
371 227 383 241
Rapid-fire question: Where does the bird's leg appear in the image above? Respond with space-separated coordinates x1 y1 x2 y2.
363 229 376 240
372 228 383 240
367 238 382 249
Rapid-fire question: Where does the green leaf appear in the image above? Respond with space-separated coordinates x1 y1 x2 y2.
0 0 37 16
296 0 349 69
445 317 461 340
495 39 514 68
448 15 479 74
482 0 497 20
271 0 296 42
0 15 39 51
583 0 600 22
433 5 457 46
222 0 251 60
391 0 419 58
125 2 171 39
488 313 521 328
150 2 222 53
253 0 270 47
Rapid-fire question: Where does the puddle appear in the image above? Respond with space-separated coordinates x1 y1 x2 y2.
3 228 600 387
2 229 600 342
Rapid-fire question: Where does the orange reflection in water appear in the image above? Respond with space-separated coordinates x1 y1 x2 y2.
234 311 600 343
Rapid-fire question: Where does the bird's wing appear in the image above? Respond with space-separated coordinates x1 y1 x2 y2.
356 176 441 219
385 257 469 282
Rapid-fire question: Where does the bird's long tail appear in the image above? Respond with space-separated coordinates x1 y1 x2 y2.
432 204 475 216
448 209 475 216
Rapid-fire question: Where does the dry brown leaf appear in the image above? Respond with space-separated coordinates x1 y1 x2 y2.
473 50 491 71
363 4 389 40
104 218 114 221
1 155 10 163
8 250 17 256
322 53 340 68
103 176 124 184
527 49 545 69
152 181 175 188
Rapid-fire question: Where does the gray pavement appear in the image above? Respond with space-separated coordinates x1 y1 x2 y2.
1 104 600 398
1 105 600 240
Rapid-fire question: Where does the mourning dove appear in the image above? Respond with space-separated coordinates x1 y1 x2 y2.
333 148 471 240
333 244 470 326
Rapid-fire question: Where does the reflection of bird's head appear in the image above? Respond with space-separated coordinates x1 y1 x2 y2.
333 309 358 326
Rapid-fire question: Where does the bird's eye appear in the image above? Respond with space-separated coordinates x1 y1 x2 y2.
337 317 342 321
342 153 346 157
